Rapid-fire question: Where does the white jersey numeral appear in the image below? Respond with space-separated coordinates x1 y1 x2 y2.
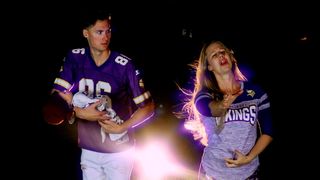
115 56 128 66
72 48 85 54
79 78 111 97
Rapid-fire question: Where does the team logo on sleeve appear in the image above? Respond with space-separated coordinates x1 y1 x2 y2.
59 66 63 72
59 57 66 72
139 79 144 88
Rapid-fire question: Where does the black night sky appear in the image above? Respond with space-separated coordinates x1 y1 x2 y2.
8 2 318 179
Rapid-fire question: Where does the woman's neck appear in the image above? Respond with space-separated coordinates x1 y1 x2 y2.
216 73 241 95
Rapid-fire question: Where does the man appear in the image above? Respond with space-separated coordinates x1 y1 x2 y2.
44 10 155 180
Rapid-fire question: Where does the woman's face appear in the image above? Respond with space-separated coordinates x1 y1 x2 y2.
205 42 233 74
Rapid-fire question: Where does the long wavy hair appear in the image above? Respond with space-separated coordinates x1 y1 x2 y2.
180 40 247 146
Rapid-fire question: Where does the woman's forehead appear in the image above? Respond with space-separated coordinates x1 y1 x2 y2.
206 43 226 53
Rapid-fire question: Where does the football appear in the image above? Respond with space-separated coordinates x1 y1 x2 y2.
42 92 73 125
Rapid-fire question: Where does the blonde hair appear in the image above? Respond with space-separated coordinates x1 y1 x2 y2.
181 40 247 146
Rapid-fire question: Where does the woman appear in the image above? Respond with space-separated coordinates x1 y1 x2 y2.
182 40 273 180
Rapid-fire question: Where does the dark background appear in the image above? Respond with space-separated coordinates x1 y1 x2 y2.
6 1 318 179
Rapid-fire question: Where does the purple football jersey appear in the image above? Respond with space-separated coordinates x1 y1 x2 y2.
53 47 152 152
196 82 272 179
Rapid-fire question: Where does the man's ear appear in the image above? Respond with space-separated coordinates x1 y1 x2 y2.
83 29 88 38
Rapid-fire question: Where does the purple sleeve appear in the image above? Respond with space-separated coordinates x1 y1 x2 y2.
53 50 76 92
258 93 273 137
195 88 213 117
126 62 152 108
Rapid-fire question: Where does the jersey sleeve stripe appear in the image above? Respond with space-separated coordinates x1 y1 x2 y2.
259 102 270 111
133 91 151 105
195 93 212 105
54 78 72 90
259 93 268 104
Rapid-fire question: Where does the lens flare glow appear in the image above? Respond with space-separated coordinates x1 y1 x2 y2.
134 140 197 179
